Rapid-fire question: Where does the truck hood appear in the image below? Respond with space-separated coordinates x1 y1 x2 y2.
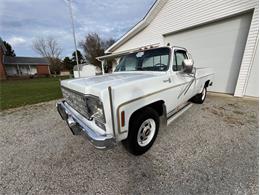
61 72 164 95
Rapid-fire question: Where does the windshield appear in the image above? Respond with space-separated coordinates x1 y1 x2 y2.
114 47 170 72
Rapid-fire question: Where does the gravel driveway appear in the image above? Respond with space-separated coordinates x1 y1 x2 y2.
0 95 258 194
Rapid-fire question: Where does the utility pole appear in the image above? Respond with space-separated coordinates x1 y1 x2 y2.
66 0 80 77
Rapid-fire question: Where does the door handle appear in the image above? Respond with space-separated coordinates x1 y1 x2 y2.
163 78 171 83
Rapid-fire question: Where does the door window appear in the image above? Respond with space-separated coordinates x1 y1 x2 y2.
173 50 188 71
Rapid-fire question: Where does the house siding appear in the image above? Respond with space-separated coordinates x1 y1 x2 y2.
245 40 259 97
113 0 258 97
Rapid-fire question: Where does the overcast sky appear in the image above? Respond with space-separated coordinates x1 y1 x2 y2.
0 0 155 58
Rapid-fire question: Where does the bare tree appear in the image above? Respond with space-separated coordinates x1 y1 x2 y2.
33 37 62 59
80 33 104 69
32 37 62 74
80 33 115 71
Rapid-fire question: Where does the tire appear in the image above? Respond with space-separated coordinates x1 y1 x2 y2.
191 86 207 104
122 107 160 155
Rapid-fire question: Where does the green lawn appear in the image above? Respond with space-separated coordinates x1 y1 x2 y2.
0 76 69 110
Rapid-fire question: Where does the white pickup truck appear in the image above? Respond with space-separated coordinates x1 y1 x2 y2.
57 46 214 155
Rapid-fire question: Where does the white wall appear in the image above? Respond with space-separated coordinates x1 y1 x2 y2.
112 0 258 97
245 43 259 97
19 65 30 75
165 13 252 94
115 0 258 53
30 66 37 75
60 71 70 76
5 65 37 76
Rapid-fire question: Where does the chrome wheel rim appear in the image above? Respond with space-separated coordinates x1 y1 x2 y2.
137 118 156 147
202 88 206 100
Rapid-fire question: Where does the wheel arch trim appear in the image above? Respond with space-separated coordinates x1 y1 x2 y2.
117 99 166 134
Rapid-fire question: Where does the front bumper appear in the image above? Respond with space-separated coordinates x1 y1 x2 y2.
56 101 115 149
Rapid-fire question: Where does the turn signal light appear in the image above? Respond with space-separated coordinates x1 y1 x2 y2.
121 111 125 127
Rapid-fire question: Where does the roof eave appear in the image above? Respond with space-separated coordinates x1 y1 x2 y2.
105 0 168 54
105 20 148 54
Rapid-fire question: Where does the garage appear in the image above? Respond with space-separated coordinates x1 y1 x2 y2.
106 0 258 97
164 13 252 94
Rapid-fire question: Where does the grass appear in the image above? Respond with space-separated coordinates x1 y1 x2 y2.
0 76 70 110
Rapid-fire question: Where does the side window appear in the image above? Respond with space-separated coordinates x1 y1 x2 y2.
173 50 188 71
124 56 138 71
115 54 137 71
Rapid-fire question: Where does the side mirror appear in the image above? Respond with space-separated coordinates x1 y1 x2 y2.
182 59 194 73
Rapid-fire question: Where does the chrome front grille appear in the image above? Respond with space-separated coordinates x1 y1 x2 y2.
61 87 89 119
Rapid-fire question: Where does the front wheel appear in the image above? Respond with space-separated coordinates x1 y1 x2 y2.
122 107 159 155
191 86 207 104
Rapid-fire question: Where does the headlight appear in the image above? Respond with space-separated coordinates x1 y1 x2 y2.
85 96 105 123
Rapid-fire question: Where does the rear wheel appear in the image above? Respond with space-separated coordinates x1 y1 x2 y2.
122 107 159 155
191 86 207 104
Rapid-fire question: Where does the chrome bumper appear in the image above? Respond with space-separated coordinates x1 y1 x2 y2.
56 101 115 149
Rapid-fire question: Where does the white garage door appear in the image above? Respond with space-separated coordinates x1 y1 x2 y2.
164 13 252 94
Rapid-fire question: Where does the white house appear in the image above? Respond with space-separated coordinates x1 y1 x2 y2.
106 0 259 97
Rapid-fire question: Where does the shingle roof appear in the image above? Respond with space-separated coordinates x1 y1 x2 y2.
3 56 49 65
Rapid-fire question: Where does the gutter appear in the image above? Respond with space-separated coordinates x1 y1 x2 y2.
97 43 160 61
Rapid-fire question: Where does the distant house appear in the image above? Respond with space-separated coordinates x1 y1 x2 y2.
3 56 50 78
0 38 50 80
0 39 7 80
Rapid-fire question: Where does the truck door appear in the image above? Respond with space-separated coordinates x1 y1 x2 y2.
167 49 195 114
